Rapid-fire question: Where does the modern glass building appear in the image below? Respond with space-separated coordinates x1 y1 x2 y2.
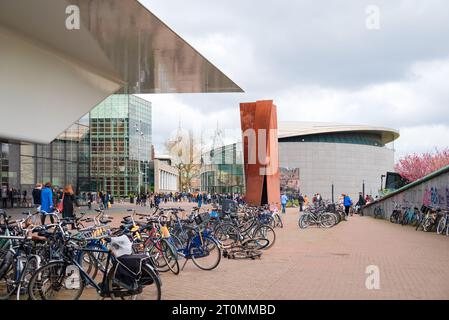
200 143 245 194
0 116 90 200
1 94 152 203
90 95 152 197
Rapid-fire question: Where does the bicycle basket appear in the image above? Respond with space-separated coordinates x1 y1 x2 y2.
194 212 210 226
194 215 203 225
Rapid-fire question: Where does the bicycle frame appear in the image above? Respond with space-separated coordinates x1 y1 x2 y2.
177 227 216 270
63 247 113 295
0 235 42 300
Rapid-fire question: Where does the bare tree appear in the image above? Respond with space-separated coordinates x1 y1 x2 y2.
164 126 202 192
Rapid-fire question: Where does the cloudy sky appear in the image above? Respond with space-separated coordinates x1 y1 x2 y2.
138 0 449 160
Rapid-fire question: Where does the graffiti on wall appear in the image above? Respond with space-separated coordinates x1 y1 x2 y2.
422 186 448 207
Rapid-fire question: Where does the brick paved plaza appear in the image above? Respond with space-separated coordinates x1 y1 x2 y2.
156 205 449 300
7 203 449 299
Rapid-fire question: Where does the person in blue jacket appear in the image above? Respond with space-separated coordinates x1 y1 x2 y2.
40 182 54 224
281 193 289 214
343 194 352 217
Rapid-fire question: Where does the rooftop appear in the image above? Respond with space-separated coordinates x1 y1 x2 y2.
0 0 241 144
278 121 400 145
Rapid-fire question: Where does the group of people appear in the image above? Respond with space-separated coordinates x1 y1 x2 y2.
280 193 313 213
132 191 245 209
339 192 376 216
1 186 28 208
279 191 376 216
31 182 79 225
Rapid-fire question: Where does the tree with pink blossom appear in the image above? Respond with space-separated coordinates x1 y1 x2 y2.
395 148 449 182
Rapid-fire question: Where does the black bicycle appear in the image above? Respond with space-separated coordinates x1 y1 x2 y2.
373 206 384 219
27 233 161 300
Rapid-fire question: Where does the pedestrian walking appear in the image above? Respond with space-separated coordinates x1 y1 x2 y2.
103 192 110 209
32 183 42 210
1 186 7 208
61 184 79 229
355 192 366 214
40 182 55 224
8 188 14 208
281 193 288 214
343 194 352 218
197 193 203 208
88 192 93 210
154 194 161 208
298 194 305 212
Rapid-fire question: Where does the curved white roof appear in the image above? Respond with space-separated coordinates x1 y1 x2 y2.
278 121 399 144
0 0 241 144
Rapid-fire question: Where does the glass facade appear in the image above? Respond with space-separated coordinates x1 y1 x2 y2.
278 131 385 147
0 118 90 204
90 94 152 197
0 94 153 203
200 143 245 194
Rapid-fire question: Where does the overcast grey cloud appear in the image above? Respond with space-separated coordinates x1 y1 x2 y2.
138 0 449 159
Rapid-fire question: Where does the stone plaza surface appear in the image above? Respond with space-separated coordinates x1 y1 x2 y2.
4 203 449 299
159 205 449 300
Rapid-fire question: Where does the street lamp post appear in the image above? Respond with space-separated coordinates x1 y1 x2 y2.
135 122 145 195
331 183 334 204
362 180 365 198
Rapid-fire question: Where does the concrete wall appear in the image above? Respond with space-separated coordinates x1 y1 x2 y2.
363 170 449 218
279 141 394 201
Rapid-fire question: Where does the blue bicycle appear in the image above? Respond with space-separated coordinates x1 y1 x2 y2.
177 214 221 271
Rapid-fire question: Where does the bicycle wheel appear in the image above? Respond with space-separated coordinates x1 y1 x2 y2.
299 214 311 229
266 216 276 228
390 212 397 223
146 242 170 273
231 249 262 260
422 218 433 232
0 250 14 300
253 225 276 249
320 213 336 228
138 262 161 300
78 251 99 281
242 238 270 250
436 218 446 235
274 214 283 228
16 256 40 300
213 223 240 248
190 236 221 271
28 261 84 300
160 238 180 275
415 216 423 231
168 234 184 255
107 262 161 300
